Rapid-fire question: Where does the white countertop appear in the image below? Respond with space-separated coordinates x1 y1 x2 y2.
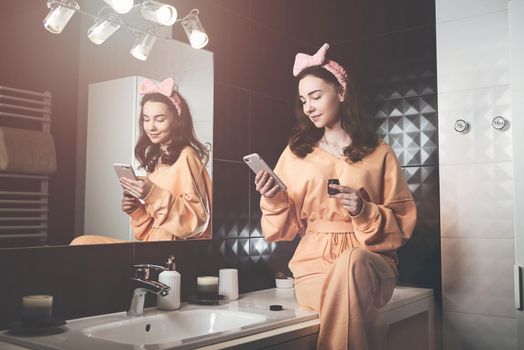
0 286 433 350
195 286 434 349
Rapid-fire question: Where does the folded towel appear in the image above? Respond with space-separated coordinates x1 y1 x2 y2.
0 126 57 174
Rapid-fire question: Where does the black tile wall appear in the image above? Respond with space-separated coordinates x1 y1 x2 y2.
397 237 442 292
213 84 250 160
311 0 435 45
0 244 133 330
0 0 440 330
212 161 250 239
206 0 251 18
250 22 307 101
250 93 294 166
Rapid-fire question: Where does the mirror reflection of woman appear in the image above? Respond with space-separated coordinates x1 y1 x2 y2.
71 77 211 244
254 44 416 349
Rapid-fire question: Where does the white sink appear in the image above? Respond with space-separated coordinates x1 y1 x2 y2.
82 308 268 345
0 290 319 350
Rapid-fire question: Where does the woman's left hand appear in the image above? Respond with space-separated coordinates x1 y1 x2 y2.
119 176 153 199
329 184 363 216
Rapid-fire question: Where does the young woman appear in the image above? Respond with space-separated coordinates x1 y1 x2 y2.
71 77 211 244
254 44 416 349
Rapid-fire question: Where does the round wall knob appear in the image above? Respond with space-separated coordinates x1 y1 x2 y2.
454 119 469 133
492 116 506 130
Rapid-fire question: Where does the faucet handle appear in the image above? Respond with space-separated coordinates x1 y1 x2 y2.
132 264 167 280
133 264 168 271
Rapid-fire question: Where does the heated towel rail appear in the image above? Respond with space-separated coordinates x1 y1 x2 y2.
0 85 52 247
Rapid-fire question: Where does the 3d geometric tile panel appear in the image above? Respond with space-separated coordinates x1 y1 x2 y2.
213 161 250 239
214 238 250 264
397 236 441 288
365 63 437 100
440 162 514 239
213 211 250 239
249 185 264 238
442 237 515 318
249 237 276 264
437 11 510 93
403 166 440 238
438 84 512 165
374 95 438 166
443 312 517 350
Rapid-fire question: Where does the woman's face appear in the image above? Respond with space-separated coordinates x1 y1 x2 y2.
142 101 175 146
298 75 344 128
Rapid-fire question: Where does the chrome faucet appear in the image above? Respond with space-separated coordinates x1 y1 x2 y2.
127 264 170 317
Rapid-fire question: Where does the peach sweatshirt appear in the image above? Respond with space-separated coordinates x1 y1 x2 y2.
260 141 416 272
130 146 212 241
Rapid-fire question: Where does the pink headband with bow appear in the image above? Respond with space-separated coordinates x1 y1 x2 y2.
293 43 348 92
138 77 183 115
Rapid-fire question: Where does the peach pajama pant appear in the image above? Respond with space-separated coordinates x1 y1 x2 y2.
291 232 398 350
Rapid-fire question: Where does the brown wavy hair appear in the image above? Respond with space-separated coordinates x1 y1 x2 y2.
135 92 209 173
289 66 378 162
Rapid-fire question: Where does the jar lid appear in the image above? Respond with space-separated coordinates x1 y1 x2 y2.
269 304 283 311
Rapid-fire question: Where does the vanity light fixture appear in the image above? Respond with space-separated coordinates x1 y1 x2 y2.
181 9 209 49
140 0 177 26
42 1 209 61
103 0 134 14
130 31 156 61
43 0 80 34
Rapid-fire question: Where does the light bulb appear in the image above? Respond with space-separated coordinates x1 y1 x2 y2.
141 1 177 26
130 33 156 61
87 19 120 45
182 10 209 49
43 0 79 34
103 0 134 14
189 30 208 49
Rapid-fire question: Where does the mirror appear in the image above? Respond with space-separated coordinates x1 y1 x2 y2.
0 0 213 248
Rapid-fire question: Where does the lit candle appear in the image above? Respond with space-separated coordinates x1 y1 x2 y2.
197 276 219 295
22 295 53 324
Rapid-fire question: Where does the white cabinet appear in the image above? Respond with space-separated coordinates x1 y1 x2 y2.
83 76 146 241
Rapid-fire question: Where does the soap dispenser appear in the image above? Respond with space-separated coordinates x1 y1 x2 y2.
157 255 181 310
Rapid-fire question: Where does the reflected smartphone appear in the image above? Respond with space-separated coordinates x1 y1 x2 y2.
113 163 137 198
243 153 287 192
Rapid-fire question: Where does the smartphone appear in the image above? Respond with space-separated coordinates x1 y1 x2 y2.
113 163 137 198
243 153 287 192
113 163 137 181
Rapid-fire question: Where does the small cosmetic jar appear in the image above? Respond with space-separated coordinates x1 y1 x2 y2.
327 179 340 195
275 277 294 289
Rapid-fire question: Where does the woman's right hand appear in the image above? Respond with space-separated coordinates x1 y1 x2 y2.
121 194 140 214
255 170 282 198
